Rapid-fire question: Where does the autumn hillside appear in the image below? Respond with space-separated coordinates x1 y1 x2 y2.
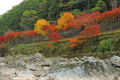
0 0 120 58
0 0 120 35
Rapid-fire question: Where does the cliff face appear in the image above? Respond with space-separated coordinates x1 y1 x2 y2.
0 53 120 80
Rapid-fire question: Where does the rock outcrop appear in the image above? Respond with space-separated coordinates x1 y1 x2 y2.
0 53 120 80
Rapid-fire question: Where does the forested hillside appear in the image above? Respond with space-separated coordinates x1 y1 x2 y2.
0 0 119 35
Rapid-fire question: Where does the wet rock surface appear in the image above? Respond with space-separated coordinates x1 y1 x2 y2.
0 53 120 80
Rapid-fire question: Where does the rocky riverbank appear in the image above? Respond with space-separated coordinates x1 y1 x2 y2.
0 53 120 80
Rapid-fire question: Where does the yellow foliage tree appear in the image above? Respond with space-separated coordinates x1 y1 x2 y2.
34 19 49 36
57 12 75 30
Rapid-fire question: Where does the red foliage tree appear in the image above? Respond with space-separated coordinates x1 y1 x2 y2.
42 24 61 43
0 30 37 45
97 7 120 21
5 32 19 41
80 24 101 38
1 35 7 41
48 32 61 42
76 11 100 25
42 24 56 32
0 35 7 44
67 11 100 29
66 11 101 39
26 30 37 38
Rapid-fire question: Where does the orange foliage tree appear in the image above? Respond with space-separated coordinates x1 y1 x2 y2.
34 19 49 36
56 12 75 30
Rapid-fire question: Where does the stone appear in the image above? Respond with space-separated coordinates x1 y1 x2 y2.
40 58 53 67
34 53 44 58
26 63 37 71
56 58 66 62
110 56 120 67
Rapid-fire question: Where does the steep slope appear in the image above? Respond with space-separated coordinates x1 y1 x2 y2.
0 0 115 35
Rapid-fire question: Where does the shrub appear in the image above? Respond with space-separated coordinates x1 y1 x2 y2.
42 42 70 57
98 39 113 52
10 43 48 55
12 44 28 54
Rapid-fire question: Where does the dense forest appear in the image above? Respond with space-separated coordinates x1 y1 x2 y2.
0 0 120 35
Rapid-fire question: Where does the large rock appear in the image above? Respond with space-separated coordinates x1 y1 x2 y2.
110 56 120 67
